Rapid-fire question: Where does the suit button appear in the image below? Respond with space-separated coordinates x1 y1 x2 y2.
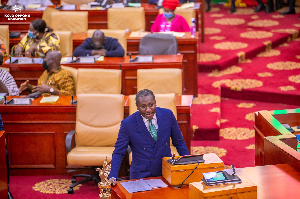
166 143 168 146
151 159 153 161
143 148 146 150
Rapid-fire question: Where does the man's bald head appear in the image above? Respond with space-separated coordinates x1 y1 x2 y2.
47 51 62 65
43 51 62 72
92 30 106 49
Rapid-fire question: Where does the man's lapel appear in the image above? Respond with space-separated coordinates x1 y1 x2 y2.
156 108 167 145
135 112 156 147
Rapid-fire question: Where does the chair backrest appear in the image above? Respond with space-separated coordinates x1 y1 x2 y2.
87 29 127 55
0 25 9 55
107 7 145 32
128 93 177 119
159 8 195 26
55 31 73 56
51 11 88 33
77 68 122 94
75 93 124 147
42 7 59 28
137 68 182 95
139 33 178 55
61 0 94 4
61 65 77 90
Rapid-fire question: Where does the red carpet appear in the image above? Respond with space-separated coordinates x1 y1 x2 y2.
9 175 99 199
191 4 300 168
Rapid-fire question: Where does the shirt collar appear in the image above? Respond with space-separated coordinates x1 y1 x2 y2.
141 113 157 123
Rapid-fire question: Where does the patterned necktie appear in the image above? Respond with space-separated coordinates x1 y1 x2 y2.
149 119 157 141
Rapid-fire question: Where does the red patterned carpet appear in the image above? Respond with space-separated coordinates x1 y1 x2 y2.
191 5 300 168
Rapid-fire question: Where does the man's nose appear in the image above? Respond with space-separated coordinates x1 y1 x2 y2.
146 106 151 111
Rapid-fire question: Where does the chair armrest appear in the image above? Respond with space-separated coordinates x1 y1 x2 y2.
65 130 76 153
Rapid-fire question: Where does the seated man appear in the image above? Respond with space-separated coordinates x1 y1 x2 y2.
108 89 189 183
0 42 19 96
73 30 125 57
19 51 75 96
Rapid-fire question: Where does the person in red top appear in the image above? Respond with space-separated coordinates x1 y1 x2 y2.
150 0 190 32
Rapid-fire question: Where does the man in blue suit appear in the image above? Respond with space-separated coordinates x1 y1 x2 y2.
108 89 189 182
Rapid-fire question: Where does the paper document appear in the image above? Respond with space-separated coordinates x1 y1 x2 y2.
121 179 167 193
26 4 41 9
130 32 150 38
40 96 59 103
178 2 194 9
158 32 185 37
128 3 141 7
144 179 168 188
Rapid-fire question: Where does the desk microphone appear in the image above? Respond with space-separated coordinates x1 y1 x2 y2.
9 56 11 64
231 165 236 176
129 53 132 61
4 96 7 105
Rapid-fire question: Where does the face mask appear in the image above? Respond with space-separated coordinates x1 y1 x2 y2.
163 12 174 19
28 30 36 38
42 60 48 70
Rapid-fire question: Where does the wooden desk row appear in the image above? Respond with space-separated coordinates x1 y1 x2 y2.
1 95 193 176
111 164 300 199
3 54 193 96
9 32 198 96
254 109 300 171
0 3 203 38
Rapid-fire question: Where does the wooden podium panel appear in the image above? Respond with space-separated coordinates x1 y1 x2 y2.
111 164 300 199
162 153 224 186
189 179 257 199
1 95 192 175
254 109 300 171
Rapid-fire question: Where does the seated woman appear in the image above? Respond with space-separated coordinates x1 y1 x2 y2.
150 0 190 32
12 19 60 57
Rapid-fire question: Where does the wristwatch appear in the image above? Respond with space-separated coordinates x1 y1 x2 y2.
49 88 54 93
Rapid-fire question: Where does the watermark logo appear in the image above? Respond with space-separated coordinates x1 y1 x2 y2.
12 5 23 12
4 5 30 21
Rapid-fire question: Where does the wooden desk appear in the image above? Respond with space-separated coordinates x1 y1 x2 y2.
0 131 8 199
254 109 300 171
2 57 123 88
121 54 183 95
1 95 192 175
1 4 200 33
112 164 300 199
2 55 182 95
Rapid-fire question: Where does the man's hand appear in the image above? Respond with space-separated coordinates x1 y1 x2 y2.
32 82 51 93
108 177 117 186
91 49 107 56
19 80 30 93
25 46 37 57
14 46 23 57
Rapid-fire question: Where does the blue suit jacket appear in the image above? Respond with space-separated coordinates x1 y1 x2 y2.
109 107 189 179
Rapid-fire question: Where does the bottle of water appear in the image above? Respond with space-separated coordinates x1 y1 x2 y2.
190 18 196 38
